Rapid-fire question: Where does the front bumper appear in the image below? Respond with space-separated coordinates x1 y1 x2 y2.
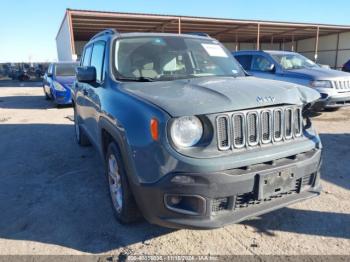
133 148 322 229
53 89 72 105
315 89 350 108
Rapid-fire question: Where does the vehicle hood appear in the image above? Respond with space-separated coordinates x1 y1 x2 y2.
285 67 350 80
55 76 76 86
121 76 320 117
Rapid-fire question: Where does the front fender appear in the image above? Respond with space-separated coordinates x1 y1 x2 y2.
296 84 321 104
98 87 171 184
98 116 141 185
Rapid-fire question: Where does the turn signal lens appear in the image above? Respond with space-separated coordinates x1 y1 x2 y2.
150 118 159 141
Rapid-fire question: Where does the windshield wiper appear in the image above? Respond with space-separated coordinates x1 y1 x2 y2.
116 76 155 82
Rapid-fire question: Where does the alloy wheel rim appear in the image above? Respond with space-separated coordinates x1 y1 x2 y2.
108 154 123 213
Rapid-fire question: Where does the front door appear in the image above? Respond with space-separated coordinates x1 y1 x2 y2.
81 41 106 144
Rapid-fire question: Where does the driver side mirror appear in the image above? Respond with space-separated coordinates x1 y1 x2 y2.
76 66 96 83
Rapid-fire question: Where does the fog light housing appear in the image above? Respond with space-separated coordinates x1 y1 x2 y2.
169 196 182 205
320 93 328 100
164 194 206 215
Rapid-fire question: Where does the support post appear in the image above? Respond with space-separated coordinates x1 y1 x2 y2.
291 35 295 51
178 17 181 34
334 33 340 69
235 33 238 51
257 23 260 50
314 26 320 62
270 36 274 49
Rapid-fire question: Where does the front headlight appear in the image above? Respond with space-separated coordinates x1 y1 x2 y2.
170 116 203 148
310 80 332 88
53 81 66 91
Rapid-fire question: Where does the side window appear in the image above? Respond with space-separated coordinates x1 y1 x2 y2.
82 45 92 66
90 41 106 82
235 55 252 70
251 55 274 72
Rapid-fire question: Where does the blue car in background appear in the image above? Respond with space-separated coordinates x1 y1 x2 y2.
43 62 78 106
233 50 350 110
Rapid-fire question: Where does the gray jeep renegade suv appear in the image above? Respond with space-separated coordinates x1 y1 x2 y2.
73 29 322 229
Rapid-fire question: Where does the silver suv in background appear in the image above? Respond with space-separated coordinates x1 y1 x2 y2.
233 50 350 110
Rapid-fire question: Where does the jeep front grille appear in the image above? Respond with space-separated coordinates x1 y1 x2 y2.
332 79 350 92
273 109 283 141
216 115 230 150
261 110 272 143
294 107 302 137
216 106 303 151
247 112 259 146
284 108 293 139
233 114 245 148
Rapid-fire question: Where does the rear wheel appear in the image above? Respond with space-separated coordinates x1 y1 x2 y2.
106 142 141 224
74 107 90 146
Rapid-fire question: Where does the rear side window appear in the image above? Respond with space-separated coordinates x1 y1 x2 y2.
235 55 252 70
90 41 106 82
251 55 274 72
82 46 92 66
55 64 77 76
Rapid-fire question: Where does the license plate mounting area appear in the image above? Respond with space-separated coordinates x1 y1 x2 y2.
257 168 295 200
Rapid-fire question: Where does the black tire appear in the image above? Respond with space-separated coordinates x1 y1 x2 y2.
324 107 340 112
74 107 91 146
106 142 141 224
310 103 324 112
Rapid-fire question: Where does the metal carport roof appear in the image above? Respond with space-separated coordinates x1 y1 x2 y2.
61 8 350 42
56 8 350 62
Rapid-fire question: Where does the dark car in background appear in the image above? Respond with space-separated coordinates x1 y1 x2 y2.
43 62 78 106
233 50 350 110
342 59 350 73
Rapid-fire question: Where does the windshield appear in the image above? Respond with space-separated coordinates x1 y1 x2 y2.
113 36 245 81
271 53 319 70
55 64 77 76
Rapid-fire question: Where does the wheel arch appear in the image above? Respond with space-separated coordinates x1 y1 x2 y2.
99 116 140 186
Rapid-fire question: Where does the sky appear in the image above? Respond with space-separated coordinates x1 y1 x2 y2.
0 0 349 62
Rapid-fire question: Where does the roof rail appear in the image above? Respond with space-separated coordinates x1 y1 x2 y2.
91 28 119 40
185 32 212 38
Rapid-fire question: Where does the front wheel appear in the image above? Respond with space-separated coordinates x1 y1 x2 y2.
106 142 141 224
74 107 90 146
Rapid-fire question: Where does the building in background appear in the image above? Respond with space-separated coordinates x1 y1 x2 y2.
56 8 350 69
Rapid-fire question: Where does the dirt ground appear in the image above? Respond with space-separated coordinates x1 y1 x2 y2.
0 85 349 257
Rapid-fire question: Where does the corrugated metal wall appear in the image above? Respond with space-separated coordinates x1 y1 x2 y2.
296 32 350 69
224 32 350 69
56 15 73 61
